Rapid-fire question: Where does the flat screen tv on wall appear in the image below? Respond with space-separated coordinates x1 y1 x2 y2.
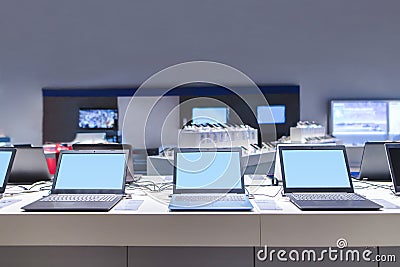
78 108 118 130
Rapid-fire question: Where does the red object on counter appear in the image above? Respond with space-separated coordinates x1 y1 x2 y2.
43 143 72 174
46 157 57 175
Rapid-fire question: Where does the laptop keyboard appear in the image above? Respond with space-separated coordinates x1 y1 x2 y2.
40 194 119 202
174 194 246 202
291 193 365 201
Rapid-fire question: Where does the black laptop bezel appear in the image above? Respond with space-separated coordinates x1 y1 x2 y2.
385 143 400 193
359 141 395 181
51 150 127 194
173 147 245 194
0 148 16 193
279 145 355 193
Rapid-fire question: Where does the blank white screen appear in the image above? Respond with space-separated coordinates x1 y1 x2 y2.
282 150 351 188
55 153 126 190
176 151 241 190
192 107 228 124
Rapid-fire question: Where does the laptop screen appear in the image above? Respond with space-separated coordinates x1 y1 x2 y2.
386 145 400 191
281 148 352 190
54 152 126 191
0 151 13 187
175 150 242 192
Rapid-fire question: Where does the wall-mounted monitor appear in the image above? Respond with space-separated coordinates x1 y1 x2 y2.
78 109 118 129
192 107 228 124
257 105 286 124
331 100 387 135
330 100 400 144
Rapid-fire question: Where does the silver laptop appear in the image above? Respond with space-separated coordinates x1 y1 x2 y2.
279 145 382 210
22 150 127 211
169 147 253 211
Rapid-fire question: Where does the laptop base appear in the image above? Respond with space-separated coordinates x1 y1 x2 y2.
169 197 253 211
288 197 382 211
22 196 123 212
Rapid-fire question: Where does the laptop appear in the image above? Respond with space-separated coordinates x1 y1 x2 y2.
9 146 52 184
72 143 134 183
0 148 17 194
168 147 253 211
279 145 382 210
385 144 400 194
22 150 127 211
358 142 395 181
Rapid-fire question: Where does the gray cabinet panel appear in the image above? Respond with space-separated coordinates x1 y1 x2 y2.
0 246 127 267
129 247 253 267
